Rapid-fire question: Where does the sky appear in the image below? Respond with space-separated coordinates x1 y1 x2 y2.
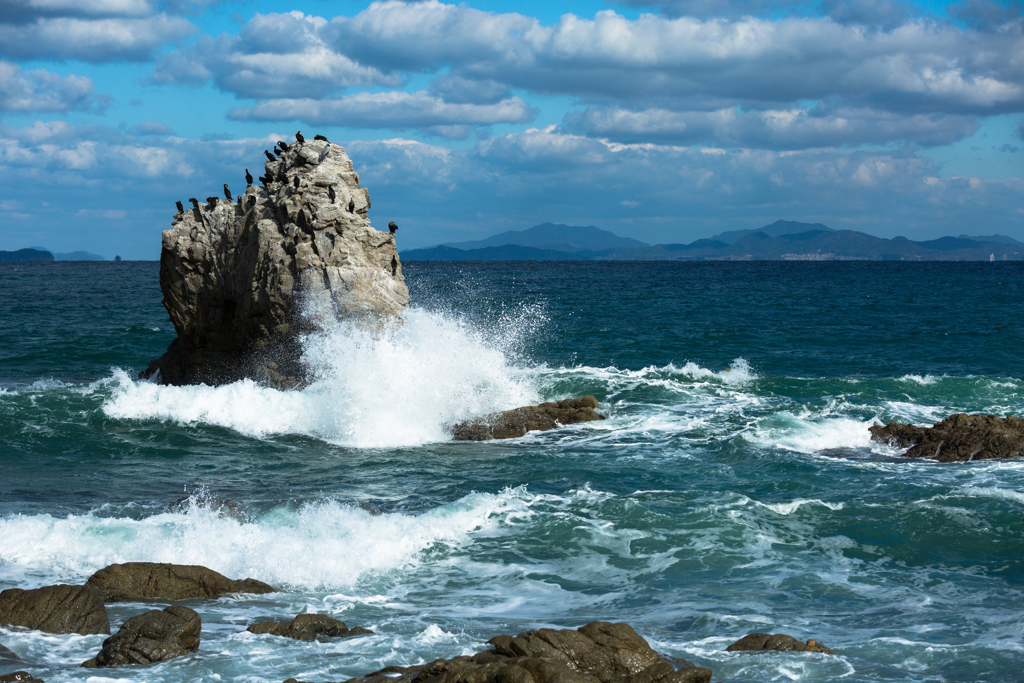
0 0 1022 259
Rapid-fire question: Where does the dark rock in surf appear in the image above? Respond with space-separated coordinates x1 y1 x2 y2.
285 621 710 683
0 643 20 662
81 605 200 668
0 584 109 635
869 413 1024 462
86 562 274 602
247 614 373 641
0 673 44 683
725 633 834 654
452 396 605 441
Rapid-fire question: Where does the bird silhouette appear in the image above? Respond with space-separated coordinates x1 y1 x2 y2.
277 168 287 184
206 196 219 208
189 198 200 209
245 169 253 185
388 221 398 234
295 131 305 143
277 140 289 151
248 196 256 208
175 200 184 213
328 186 336 203
348 199 355 212
223 184 232 200
274 146 282 157
314 134 328 142
292 176 299 189
264 150 275 162
259 176 268 187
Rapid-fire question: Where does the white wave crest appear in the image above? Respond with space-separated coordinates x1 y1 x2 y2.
101 308 538 447
745 413 876 454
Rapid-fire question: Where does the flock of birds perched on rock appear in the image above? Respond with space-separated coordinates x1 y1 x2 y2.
172 130 399 235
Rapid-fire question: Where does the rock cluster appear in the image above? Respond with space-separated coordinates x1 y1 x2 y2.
141 135 409 387
725 633 833 654
285 622 712 683
0 673 44 683
0 585 108 635
869 413 1024 461
82 605 200 668
247 614 373 641
452 396 606 441
86 562 274 602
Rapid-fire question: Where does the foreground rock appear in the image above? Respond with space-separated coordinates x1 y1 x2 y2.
247 614 373 641
0 673 44 683
870 413 1024 462
452 396 606 441
86 563 274 602
284 622 710 683
141 136 409 387
725 633 834 654
82 605 200 668
0 585 109 635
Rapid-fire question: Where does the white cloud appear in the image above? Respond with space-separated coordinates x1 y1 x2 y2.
0 61 108 112
0 14 194 61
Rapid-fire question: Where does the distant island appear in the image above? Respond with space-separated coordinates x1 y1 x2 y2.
0 248 105 262
402 221 1024 262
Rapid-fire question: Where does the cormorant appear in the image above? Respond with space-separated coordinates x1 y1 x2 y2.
264 150 275 161
223 184 232 200
207 196 219 208
245 169 253 185
292 176 299 189
248 196 256 208
348 199 355 212
314 134 328 142
274 146 282 157
277 168 287 184
277 140 289 151
175 200 184 213
259 176 268 187
328 186 336 203
189 198 200 209
391 255 397 277
388 221 398 234
295 130 305 144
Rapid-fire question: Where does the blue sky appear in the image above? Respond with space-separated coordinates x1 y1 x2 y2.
0 0 1021 259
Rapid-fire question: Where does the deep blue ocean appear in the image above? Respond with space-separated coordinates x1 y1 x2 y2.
1 260 1023 683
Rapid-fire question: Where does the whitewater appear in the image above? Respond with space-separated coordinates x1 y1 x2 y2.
1 260 1023 683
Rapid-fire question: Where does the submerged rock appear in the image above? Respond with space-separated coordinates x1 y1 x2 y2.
0 643 21 661
141 137 409 387
247 614 373 641
81 605 200 668
869 413 1024 462
0 673 44 683
452 396 606 441
0 585 109 635
86 563 274 602
725 633 834 654
168 494 246 520
284 621 711 683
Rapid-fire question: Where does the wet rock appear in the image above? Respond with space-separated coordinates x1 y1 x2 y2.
0 585 109 635
869 413 1024 462
452 396 606 441
725 633 834 655
81 605 200 668
141 137 409 387
168 494 246 520
247 614 373 641
0 673 44 683
287 622 711 683
86 562 275 602
0 643 20 662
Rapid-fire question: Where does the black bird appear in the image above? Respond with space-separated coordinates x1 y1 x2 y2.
292 176 299 189
189 198 200 209
295 130 305 144
223 184 232 200
348 199 355 212
328 186 336 203
296 210 308 231
391 255 397 277
248 196 256 208
259 176 268 187
175 200 184 213
245 169 253 185
314 134 327 142
277 168 287 184
264 150 275 161
277 140 289 151
207 196 219 209
388 221 398 234
274 146 282 157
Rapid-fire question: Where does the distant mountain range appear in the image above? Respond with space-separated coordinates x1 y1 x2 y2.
0 248 106 262
402 221 1024 262
30 247 106 261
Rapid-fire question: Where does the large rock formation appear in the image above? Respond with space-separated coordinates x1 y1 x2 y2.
869 413 1024 462
284 622 711 683
0 585 109 635
141 137 408 386
86 562 274 602
81 605 200 668
247 614 373 641
452 396 606 441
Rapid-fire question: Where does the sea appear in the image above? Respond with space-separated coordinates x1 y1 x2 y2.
1 260 1023 683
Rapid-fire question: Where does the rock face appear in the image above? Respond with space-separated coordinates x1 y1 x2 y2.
86 563 274 602
247 614 373 641
0 673 44 683
285 622 711 683
452 396 606 441
725 633 834 654
141 137 409 386
82 605 200 668
869 413 1024 462
0 585 109 635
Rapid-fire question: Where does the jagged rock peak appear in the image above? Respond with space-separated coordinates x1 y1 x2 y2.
142 137 409 387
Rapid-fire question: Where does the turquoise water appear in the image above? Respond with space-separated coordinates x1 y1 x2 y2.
1 260 1023 682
